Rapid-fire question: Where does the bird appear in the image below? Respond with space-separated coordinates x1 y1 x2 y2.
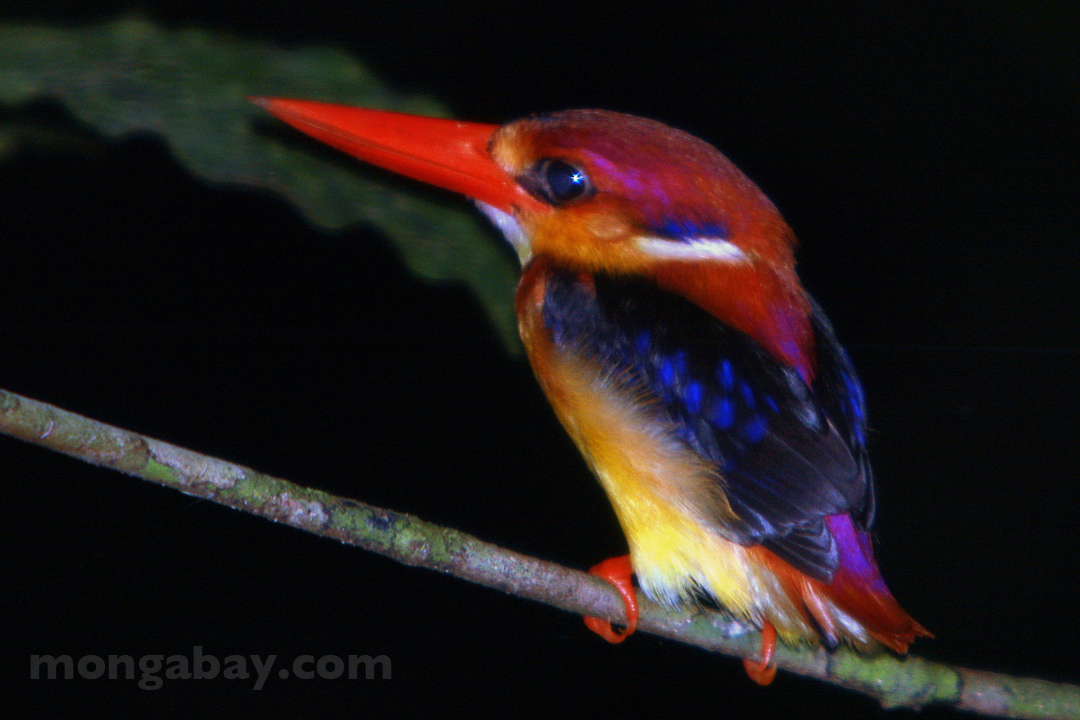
252 97 931 684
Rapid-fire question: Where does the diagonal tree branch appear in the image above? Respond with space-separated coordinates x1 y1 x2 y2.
2 385 1078 718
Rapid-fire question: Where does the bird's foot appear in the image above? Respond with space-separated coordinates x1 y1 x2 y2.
583 555 638 643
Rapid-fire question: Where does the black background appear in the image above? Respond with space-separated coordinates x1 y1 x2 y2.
4 3 1079 717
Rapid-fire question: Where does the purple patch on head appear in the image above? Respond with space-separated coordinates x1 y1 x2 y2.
825 514 889 595
578 147 727 236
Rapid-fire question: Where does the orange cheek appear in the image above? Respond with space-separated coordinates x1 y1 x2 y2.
519 206 651 274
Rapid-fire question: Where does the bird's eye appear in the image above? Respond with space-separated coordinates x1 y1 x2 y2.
532 159 592 205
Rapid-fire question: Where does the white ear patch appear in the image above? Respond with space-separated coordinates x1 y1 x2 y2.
634 235 749 263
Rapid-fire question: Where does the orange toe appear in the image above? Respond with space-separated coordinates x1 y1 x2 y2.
742 620 778 685
583 555 638 643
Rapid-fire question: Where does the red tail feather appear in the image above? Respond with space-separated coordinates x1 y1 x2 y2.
751 515 930 651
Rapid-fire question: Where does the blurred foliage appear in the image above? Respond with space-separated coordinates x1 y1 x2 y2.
0 15 521 349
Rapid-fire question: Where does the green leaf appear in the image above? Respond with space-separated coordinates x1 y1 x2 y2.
0 15 521 350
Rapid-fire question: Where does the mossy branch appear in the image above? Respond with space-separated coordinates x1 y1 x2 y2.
2 386 1077 718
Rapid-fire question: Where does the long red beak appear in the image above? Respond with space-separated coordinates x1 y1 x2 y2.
250 97 543 214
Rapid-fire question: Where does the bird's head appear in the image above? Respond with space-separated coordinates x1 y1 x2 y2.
253 99 815 379
485 109 796 273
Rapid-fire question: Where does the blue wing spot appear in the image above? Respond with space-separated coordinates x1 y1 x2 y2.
840 371 867 443
684 381 704 414
842 372 865 422
764 395 779 414
738 380 757 409
718 360 735 391
659 357 676 388
738 416 769 443
712 398 735 429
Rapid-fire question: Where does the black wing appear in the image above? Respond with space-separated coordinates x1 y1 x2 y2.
542 270 873 582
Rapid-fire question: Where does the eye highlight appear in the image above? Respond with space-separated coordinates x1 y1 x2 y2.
529 158 593 205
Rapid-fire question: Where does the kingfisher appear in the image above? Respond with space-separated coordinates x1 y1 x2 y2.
252 98 930 684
